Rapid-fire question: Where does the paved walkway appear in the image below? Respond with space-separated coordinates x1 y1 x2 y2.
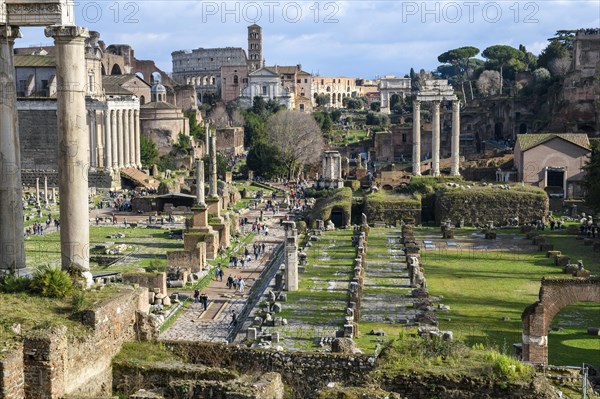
159 204 288 342
361 229 418 324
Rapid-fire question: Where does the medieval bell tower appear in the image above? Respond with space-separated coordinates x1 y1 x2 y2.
247 24 263 71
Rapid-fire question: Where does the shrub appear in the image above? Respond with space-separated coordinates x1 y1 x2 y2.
485 351 534 381
0 273 32 293
344 180 361 191
71 289 89 312
31 264 73 298
146 258 167 273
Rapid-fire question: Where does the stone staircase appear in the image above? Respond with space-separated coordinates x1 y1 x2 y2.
120 167 160 189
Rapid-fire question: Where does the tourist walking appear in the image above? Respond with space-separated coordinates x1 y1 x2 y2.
200 293 208 311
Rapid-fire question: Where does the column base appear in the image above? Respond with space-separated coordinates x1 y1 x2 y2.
82 271 94 288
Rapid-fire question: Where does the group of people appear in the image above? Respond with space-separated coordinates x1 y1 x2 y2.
193 289 209 310
251 222 269 236
226 275 246 293
25 215 59 236
580 216 598 238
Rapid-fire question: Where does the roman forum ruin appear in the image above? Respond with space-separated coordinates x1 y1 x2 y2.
413 79 461 177
0 0 92 282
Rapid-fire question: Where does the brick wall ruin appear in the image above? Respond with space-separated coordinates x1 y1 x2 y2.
161 341 376 396
0 287 148 399
522 277 600 364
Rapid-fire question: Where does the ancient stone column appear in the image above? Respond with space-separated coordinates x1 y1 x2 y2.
110 110 118 170
117 109 124 167
104 109 112 173
195 158 206 206
128 109 135 167
44 176 49 206
431 100 441 177
284 221 298 291
209 130 218 198
134 110 141 168
451 100 461 176
89 110 97 168
412 100 421 176
45 25 92 282
122 109 130 167
35 177 41 207
52 187 57 205
123 109 130 167
0 25 26 271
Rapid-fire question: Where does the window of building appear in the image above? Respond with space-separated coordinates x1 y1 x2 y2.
402 133 407 143
297 79 301 83
243 78 248 83
233 75 239 84
262 86 267 95
304 79 308 83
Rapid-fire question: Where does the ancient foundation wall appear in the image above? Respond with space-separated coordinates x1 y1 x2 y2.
123 272 168 295
380 374 556 399
14 287 148 399
435 187 549 226
162 341 375 395
0 345 25 399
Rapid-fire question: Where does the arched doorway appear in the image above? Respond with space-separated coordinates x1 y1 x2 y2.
110 64 122 75
494 122 503 140
329 206 345 228
522 278 600 364
519 123 527 134
547 302 600 366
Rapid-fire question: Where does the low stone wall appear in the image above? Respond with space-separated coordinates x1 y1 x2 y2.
0 345 25 399
364 193 421 225
435 186 549 226
123 272 168 295
113 360 284 399
380 374 557 399
19 287 148 399
162 341 376 397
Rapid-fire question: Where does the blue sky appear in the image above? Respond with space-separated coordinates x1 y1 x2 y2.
16 1 600 78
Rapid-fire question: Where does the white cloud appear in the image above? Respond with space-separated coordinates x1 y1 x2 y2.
13 0 599 77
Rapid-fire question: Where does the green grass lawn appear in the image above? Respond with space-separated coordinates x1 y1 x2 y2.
417 227 600 367
0 285 129 350
25 226 182 273
276 230 356 350
539 226 600 274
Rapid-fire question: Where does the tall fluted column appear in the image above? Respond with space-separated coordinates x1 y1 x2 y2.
205 123 210 158
412 100 421 176
104 109 113 173
35 177 41 207
123 109 131 167
110 110 118 170
118 109 127 167
0 26 25 272
195 158 206 206
209 131 218 198
451 100 461 176
45 26 91 281
44 176 49 206
89 110 96 168
128 109 135 168
431 100 441 177
134 110 141 168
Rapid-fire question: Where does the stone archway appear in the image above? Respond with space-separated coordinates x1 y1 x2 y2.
521 277 600 364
